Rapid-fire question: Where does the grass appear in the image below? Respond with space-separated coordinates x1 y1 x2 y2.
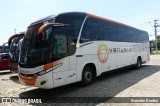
151 50 160 55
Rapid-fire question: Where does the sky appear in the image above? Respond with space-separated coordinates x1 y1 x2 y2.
1 0 160 45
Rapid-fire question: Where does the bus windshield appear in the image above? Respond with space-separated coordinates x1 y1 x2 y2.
19 23 49 67
10 36 23 62
10 38 19 53
20 25 75 68
19 15 84 68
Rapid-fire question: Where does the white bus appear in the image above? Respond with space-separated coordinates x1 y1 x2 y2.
18 12 150 89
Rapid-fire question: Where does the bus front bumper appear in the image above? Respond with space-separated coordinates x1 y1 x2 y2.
18 71 54 89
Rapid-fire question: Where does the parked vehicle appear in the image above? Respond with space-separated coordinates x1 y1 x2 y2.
18 12 150 89
8 32 24 73
0 53 10 70
0 43 9 53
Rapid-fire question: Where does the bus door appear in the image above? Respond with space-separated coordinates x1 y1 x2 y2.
50 27 77 87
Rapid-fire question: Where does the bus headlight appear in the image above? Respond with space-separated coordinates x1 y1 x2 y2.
35 70 46 76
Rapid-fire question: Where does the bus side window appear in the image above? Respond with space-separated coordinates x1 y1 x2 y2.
117 26 128 42
80 18 101 43
102 24 116 41
1 55 10 59
52 34 67 55
128 29 136 42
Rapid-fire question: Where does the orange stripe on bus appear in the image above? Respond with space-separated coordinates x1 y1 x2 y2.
37 25 47 35
44 61 61 70
37 22 62 35
44 63 54 70
87 13 134 28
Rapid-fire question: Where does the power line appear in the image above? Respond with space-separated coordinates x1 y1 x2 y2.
149 22 155 32
135 22 150 27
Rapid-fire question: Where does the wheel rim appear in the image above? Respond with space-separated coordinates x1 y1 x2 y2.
84 71 92 82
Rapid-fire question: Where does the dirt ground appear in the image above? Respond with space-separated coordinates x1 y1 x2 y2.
0 55 160 106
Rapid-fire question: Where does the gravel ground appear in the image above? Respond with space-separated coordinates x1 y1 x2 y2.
0 55 160 106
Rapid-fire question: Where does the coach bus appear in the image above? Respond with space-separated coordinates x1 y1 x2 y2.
8 32 24 73
18 12 150 89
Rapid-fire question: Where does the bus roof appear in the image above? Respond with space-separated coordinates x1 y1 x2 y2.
86 13 135 29
29 15 56 27
8 32 25 43
28 12 145 32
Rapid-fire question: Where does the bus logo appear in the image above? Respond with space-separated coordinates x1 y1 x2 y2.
97 44 109 63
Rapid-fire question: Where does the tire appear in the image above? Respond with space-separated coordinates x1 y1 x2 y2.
81 66 94 86
136 57 142 69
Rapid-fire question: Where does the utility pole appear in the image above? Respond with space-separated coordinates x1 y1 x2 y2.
154 20 159 52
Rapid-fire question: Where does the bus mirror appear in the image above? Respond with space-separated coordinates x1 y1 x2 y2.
38 25 46 35
38 23 54 35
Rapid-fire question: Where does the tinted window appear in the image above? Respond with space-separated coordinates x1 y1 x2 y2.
52 34 67 55
1 55 10 59
143 32 149 42
117 26 128 42
102 22 117 41
36 27 52 48
23 23 44 50
80 18 101 43
10 37 22 53
128 29 136 42
0 46 9 53
55 14 85 37
137 31 143 42
51 27 70 61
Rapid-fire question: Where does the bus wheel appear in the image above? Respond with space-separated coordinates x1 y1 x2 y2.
81 66 94 86
136 57 142 69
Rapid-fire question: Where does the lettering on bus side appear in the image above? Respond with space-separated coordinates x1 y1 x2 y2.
97 43 148 63
97 43 136 63
109 48 134 53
